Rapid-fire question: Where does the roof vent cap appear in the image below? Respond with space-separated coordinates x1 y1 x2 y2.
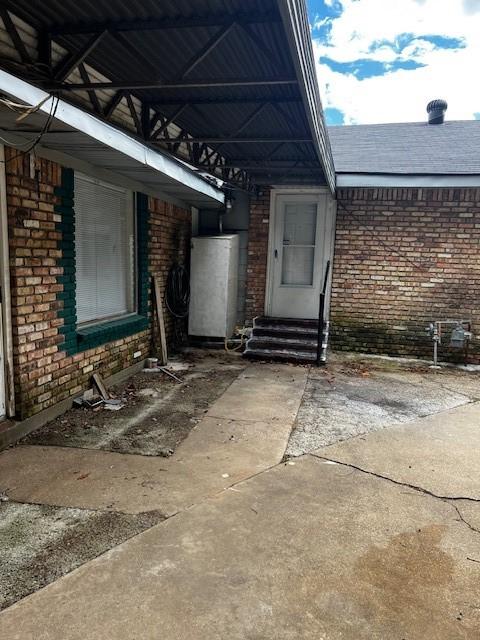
427 99 448 124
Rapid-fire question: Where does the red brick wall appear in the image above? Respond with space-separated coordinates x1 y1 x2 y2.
245 188 270 321
331 187 480 360
148 196 191 346
6 148 190 419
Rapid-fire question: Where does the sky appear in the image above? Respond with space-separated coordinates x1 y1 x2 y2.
307 0 480 125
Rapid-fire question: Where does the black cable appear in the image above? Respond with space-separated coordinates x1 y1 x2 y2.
165 263 190 319
0 93 59 164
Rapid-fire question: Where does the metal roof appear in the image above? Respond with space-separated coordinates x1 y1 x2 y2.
0 69 224 208
329 120 480 176
0 0 335 192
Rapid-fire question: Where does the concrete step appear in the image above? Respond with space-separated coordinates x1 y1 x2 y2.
253 325 319 339
245 316 327 364
247 336 318 353
243 347 317 364
254 316 318 330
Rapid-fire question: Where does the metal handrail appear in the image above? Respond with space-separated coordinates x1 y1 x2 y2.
316 260 331 366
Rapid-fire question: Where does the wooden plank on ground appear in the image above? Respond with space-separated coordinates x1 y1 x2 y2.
92 373 109 401
153 275 168 366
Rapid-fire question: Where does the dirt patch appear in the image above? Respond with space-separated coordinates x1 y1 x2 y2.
23 351 245 456
0 500 163 611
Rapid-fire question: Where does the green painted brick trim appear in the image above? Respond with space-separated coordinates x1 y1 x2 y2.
55 177 151 356
77 315 149 351
55 168 77 356
136 192 150 317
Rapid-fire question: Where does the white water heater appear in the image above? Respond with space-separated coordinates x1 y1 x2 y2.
188 234 239 338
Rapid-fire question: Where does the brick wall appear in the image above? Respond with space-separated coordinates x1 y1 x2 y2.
331 187 480 360
245 188 270 321
148 196 191 346
6 148 191 419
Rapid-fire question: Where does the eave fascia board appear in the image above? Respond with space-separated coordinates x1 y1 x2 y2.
0 68 225 206
336 173 480 188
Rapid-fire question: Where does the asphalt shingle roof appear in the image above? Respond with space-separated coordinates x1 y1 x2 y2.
328 120 480 175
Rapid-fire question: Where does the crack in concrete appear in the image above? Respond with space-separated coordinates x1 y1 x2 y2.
310 453 480 536
448 503 480 536
309 453 480 533
311 453 480 504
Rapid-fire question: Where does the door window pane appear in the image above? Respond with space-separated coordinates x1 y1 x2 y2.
282 246 315 285
281 203 317 285
283 204 317 245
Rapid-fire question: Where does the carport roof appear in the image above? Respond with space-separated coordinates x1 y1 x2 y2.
0 69 224 208
0 0 335 192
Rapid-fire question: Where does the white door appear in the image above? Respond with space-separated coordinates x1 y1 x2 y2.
269 192 331 319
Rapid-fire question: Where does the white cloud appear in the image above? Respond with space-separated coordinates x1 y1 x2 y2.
313 0 480 124
463 0 480 14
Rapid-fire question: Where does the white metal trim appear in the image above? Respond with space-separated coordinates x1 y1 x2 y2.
0 144 14 417
9 138 188 209
337 173 480 188
0 68 224 206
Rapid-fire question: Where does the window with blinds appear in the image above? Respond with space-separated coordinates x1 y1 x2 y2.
74 173 135 325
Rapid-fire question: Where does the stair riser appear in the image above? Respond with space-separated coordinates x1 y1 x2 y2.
247 339 318 353
244 349 316 364
245 316 328 365
254 316 318 330
253 328 319 339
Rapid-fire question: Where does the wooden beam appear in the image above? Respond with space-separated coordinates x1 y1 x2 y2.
153 276 168 366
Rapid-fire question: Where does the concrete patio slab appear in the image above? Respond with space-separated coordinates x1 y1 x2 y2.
314 401 480 499
0 364 306 515
207 364 306 423
288 356 478 455
0 455 478 639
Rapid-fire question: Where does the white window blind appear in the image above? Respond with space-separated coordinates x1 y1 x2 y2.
74 173 135 324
